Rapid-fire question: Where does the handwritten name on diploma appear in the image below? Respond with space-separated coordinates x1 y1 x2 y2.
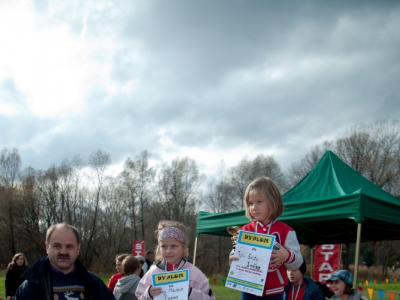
169 286 184 293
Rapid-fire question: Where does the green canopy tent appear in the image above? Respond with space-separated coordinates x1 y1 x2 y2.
194 151 400 283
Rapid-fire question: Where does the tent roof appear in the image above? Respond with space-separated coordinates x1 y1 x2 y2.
196 151 400 244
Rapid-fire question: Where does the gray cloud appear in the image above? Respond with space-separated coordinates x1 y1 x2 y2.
2 0 400 173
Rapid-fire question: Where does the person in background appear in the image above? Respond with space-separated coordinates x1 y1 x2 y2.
284 258 324 300
141 250 154 275
5 253 29 300
136 220 215 300
135 255 145 278
108 253 129 292
15 222 115 300
113 255 141 300
229 177 303 300
326 270 367 300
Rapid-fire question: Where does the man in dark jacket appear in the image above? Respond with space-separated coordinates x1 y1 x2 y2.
284 258 324 300
141 250 154 275
15 223 115 300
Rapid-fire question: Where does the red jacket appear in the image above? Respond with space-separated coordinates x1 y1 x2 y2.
241 220 302 296
107 273 122 292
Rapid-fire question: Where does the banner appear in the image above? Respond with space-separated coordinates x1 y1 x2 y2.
313 244 341 283
132 240 146 256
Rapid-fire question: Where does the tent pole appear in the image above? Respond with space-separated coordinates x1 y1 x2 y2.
353 223 362 287
310 246 314 279
193 237 198 266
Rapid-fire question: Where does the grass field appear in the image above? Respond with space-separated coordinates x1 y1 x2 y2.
1 274 399 300
0 273 241 299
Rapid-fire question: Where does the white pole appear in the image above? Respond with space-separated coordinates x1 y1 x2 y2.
193 237 198 266
353 223 362 287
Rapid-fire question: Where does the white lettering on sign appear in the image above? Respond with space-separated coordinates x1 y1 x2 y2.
321 251 334 260
314 244 340 283
321 244 334 250
318 262 334 271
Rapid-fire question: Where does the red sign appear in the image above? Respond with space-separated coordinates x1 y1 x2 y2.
132 240 146 256
313 244 341 283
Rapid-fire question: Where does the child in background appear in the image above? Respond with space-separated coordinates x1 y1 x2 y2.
326 270 367 300
108 253 129 292
284 258 324 300
230 177 303 300
113 255 141 300
135 220 215 300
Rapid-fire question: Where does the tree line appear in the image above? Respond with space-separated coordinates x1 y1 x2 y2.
0 118 399 275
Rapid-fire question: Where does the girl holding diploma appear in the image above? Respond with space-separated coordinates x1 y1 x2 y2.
135 220 215 300
229 177 303 300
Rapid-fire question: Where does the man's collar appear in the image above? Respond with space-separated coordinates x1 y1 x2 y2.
50 263 76 275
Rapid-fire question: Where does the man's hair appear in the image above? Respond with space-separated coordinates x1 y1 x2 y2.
46 223 81 245
244 177 284 221
122 255 140 276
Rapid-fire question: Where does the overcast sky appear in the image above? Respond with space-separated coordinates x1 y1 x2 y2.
1 0 399 176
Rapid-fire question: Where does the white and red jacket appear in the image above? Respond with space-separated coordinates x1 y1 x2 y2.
135 259 215 300
241 220 302 297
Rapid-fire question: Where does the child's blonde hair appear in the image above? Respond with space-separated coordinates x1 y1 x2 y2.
244 177 284 221
155 220 189 262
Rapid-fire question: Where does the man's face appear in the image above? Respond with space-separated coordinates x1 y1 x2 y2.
46 227 80 274
287 269 303 285
147 253 155 263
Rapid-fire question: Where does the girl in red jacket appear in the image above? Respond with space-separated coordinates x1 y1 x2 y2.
230 177 302 300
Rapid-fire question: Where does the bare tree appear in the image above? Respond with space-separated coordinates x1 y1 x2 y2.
205 161 236 213
228 154 288 209
120 150 155 241
35 165 65 226
97 179 131 269
201 162 238 272
57 156 83 224
286 141 333 188
16 167 46 259
155 157 204 224
0 147 22 254
82 150 111 268
336 118 400 194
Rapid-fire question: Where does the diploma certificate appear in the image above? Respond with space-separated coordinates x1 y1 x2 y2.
152 269 189 300
225 230 276 296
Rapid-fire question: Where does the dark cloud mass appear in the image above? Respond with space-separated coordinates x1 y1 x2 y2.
1 0 400 174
